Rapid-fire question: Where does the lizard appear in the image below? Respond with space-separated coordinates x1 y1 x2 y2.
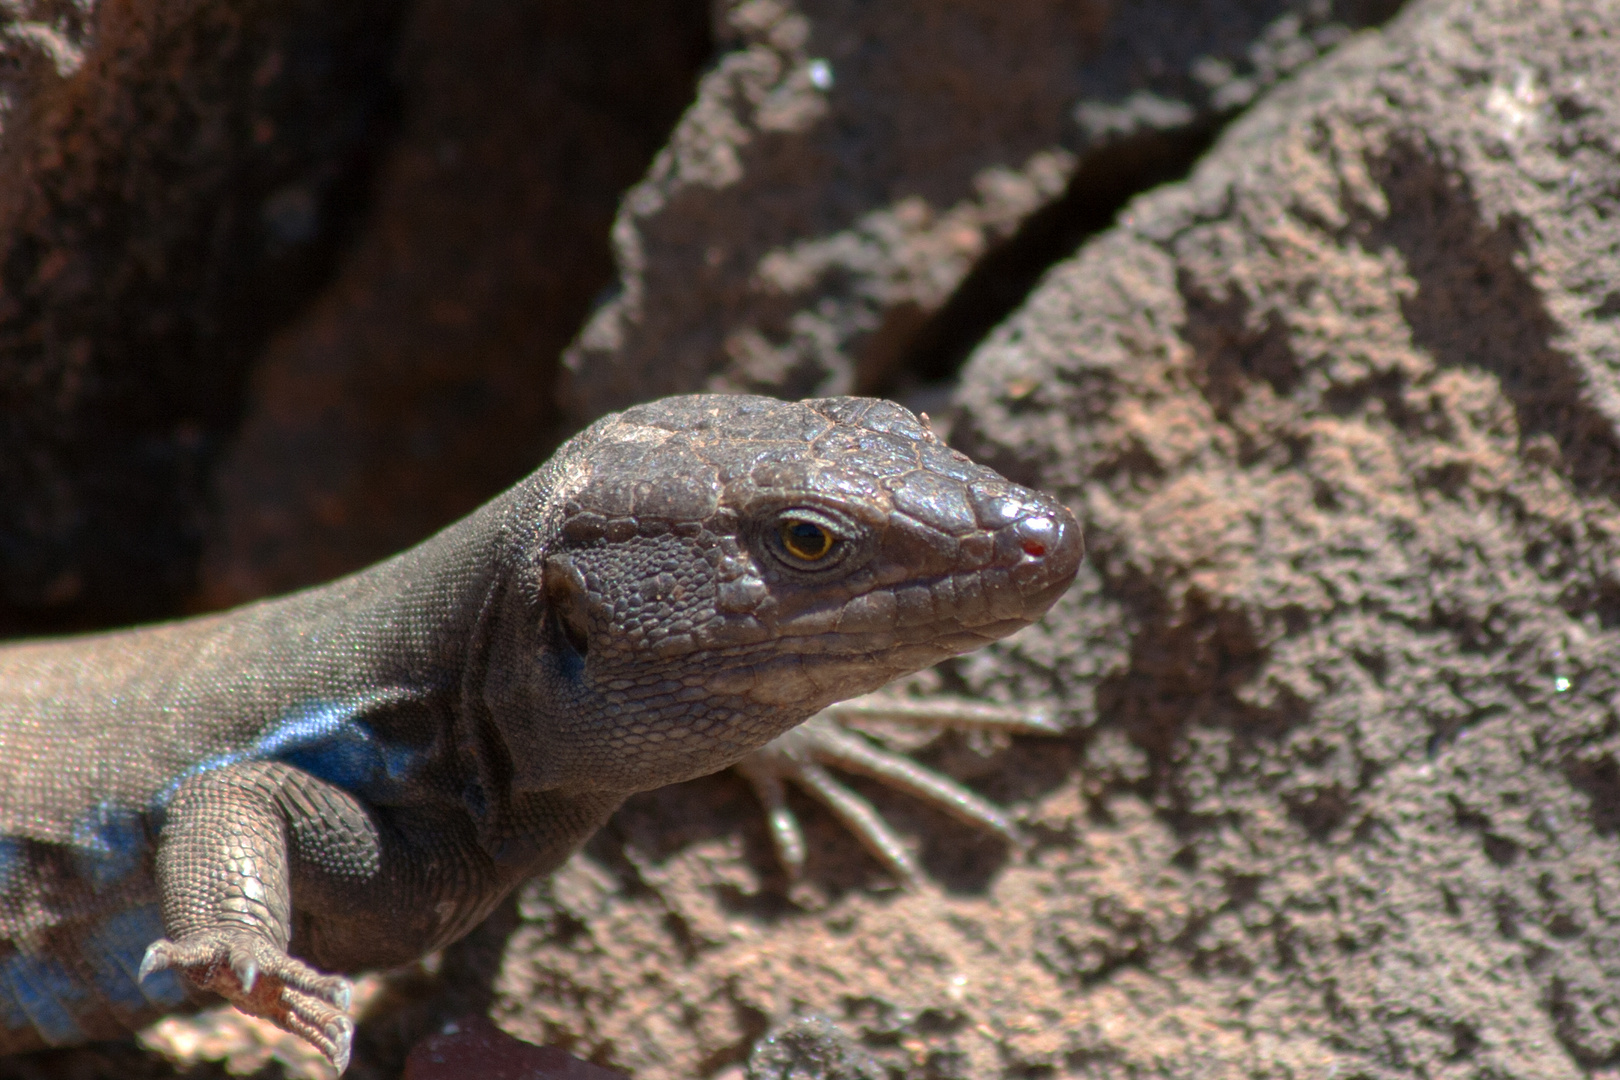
0 393 1081 1072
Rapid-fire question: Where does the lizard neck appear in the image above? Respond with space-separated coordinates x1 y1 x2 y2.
193 502 508 715
163 492 518 793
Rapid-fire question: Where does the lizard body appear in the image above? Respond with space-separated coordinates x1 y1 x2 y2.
0 394 1080 1069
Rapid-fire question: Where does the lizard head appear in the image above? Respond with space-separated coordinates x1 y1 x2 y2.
487 394 1081 794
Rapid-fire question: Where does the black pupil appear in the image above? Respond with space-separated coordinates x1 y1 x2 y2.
786 521 829 557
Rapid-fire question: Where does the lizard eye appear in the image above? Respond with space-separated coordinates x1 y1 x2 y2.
778 517 835 562
761 506 857 573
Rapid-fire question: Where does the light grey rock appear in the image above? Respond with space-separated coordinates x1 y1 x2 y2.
954 0 1620 1073
561 0 1402 421
499 0 1620 1076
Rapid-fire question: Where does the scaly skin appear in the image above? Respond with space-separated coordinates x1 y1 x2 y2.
0 395 1080 1070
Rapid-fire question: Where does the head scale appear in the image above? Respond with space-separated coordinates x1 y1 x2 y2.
485 395 1080 794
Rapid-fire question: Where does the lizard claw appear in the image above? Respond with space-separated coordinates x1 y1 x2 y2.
331 979 353 1011
140 932 355 1071
136 941 168 984
281 995 356 1073
736 693 1061 885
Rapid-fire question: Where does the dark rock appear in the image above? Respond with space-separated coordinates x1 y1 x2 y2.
403 1015 627 1080
746 1015 884 1080
0 0 403 635
0 0 710 630
192 0 711 608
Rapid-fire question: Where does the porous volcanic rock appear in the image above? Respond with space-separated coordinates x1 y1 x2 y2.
493 1 1620 1076
560 0 1402 422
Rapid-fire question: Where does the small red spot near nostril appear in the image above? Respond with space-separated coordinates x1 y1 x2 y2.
1022 539 1047 557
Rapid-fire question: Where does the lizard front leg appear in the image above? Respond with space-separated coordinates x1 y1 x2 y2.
138 762 404 1072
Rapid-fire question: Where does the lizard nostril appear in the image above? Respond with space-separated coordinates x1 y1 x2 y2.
1014 515 1058 559
1003 505 1083 599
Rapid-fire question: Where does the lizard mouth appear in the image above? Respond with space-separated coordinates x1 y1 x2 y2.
689 498 1082 708
862 491 1082 634
703 504 1079 650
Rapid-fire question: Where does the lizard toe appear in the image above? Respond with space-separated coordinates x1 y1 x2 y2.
740 697 1057 884
140 931 354 1066
281 987 355 1072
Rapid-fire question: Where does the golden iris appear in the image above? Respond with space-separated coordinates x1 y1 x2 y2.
780 518 834 561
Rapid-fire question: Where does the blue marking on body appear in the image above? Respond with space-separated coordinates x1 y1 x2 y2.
0 836 25 898
273 700 422 794
0 964 27 1035
69 803 148 891
158 689 424 806
0 950 89 1045
81 905 188 1012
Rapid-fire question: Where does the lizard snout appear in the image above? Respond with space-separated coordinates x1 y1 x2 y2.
1002 494 1082 609
971 484 1082 620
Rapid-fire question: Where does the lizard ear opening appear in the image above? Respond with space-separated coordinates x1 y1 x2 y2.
553 603 589 659
543 556 591 659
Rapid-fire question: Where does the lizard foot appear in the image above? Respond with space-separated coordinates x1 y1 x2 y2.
139 932 355 1071
734 694 1063 885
